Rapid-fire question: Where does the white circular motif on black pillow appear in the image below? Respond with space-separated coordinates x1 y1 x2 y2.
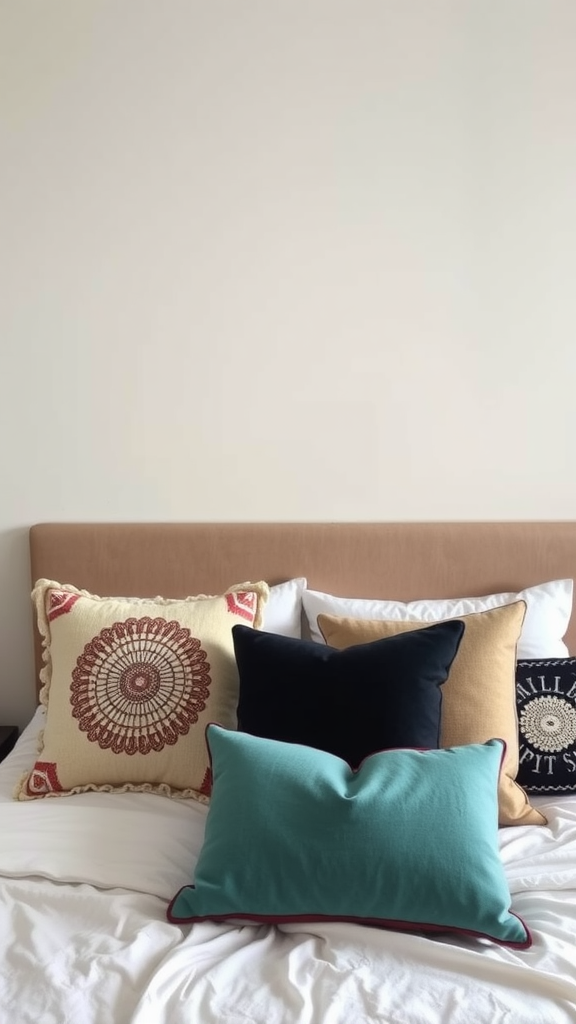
519 695 576 753
70 616 211 755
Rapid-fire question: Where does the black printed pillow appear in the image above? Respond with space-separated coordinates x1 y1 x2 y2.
516 658 576 793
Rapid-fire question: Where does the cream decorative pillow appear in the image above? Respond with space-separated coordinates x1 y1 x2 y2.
317 601 547 828
17 579 269 802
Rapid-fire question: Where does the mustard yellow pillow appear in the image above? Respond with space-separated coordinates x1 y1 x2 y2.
17 579 269 802
318 601 546 827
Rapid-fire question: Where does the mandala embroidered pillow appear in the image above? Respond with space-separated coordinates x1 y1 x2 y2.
168 727 530 949
16 579 269 801
516 658 576 793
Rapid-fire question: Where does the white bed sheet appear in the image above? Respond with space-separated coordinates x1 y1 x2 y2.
1 709 575 1024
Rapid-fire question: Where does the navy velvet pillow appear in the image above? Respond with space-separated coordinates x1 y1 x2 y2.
516 657 576 793
233 620 465 767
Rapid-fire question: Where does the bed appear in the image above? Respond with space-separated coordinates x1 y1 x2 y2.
1 520 576 1024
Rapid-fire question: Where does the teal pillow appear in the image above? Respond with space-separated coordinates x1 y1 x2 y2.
168 728 531 948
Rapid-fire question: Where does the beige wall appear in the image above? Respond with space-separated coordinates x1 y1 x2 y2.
1 0 576 726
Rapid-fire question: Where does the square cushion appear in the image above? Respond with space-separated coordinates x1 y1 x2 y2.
16 579 269 802
516 658 576 793
233 619 464 767
303 579 573 659
317 603 545 827
168 726 530 949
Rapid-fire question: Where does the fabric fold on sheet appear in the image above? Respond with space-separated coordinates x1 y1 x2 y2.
0 798 207 900
500 796 576 893
128 912 576 1024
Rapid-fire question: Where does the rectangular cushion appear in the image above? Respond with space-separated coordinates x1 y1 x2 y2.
168 726 530 950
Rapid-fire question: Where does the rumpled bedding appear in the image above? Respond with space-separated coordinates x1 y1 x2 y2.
1 709 575 1024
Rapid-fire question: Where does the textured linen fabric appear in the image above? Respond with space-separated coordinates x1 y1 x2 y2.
169 727 529 949
17 579 268 802
317 602 544 827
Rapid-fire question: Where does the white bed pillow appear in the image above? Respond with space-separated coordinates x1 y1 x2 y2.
264 578 306 637
302 579 573 659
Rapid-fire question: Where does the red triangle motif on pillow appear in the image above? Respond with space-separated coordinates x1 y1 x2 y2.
225 592 256 621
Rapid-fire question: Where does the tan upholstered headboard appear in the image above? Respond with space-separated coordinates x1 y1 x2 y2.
29 521 576 692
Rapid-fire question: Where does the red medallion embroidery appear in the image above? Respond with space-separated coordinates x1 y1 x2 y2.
48 591 80 622
25 761 63 795
70 617 212 755
225 591 256 622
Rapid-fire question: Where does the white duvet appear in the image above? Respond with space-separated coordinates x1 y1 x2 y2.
1 709 575 1024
